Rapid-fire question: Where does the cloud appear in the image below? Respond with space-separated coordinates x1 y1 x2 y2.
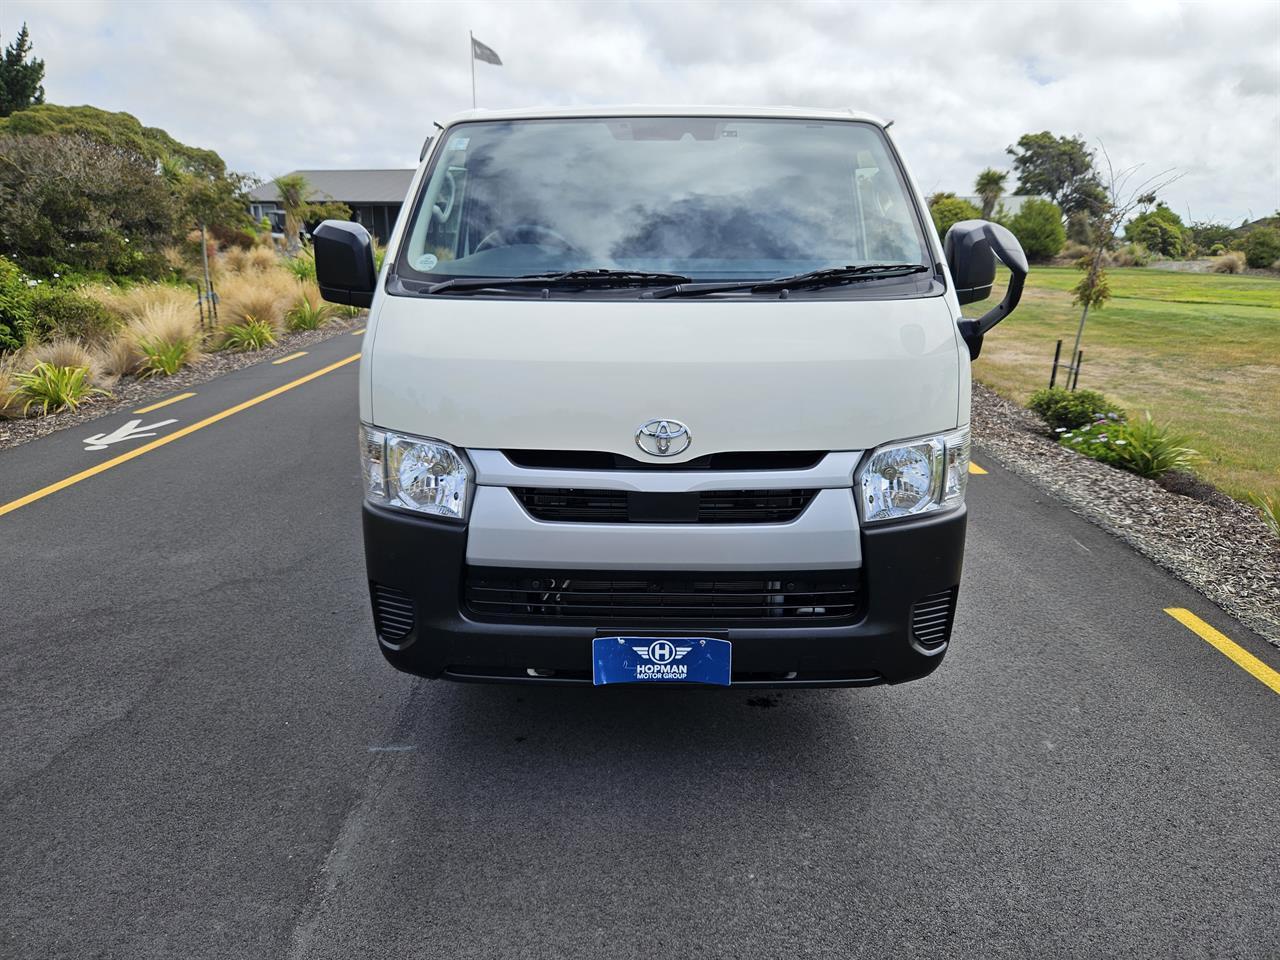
6 0 1278 222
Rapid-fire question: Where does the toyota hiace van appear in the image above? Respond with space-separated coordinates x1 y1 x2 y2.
315 106 1027 688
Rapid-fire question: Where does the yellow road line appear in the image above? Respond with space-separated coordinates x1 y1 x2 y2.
350 328 366 336
272 351 308 365
1165 608 1280 696
0 354 361 519
969 462 987 475
133 392 195 414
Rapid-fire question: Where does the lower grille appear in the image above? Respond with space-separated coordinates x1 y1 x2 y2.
512 487 818 523
370 583 415 641
465 568 860 623
911 587 958 648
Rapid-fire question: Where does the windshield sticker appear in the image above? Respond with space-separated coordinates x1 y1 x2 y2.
415 253 439 271
448 136 470 152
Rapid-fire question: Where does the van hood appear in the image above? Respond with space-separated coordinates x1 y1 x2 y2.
363 294 963 461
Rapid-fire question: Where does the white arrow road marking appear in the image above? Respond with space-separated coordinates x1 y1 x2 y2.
83 418 178 451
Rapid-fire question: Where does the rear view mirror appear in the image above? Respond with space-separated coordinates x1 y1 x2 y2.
314 220 377 307
943 220 1028 359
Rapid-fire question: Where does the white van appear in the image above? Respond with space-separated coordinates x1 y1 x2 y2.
315 106 1027 688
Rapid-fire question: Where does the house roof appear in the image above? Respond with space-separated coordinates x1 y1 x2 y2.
248 169 415 204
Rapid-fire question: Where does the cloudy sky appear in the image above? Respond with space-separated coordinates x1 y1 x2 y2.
6 0 1278 223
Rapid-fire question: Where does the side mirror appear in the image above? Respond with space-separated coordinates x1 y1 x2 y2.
314 220 377 307
943 220 1028 360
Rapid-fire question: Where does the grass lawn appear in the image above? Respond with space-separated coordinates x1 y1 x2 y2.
973 266 1280 501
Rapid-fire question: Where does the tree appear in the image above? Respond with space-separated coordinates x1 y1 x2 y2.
0 134 179 278
927 193 981 241
0 23 45 118
1189 221 1235 251
0 104 252 233
271 173 351 251
1123 202 1190 258
1243 227 1280 268
1065 145 1181 383
1006 132 1105 216
974 168 1007 219
1007 198 1066 260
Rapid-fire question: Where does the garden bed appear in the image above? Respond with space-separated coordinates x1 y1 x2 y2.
0 315 362 452
970 382 1280 646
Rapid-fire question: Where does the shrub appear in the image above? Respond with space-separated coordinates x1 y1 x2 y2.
138 337 196 377
1059 414 1197 478
1058 420 1125 466
14 361 109 415
96 333 145 379
1111 414 1198 477
217 269 295 331
28 286 118 343
0 366 21 418
33 338 99 378
1060 240 1092 261
0 133 177 279
1123 203 1189 258
1248 493 1278 539
1209 243 1226 256
0 256 36 352
1211 251 1246 274
243 246 279 273
1243 227 1280 268
282 249 317 282
929 195 982 241
130 300 202 350
1007 198 1066 261
209 222 255 250
286 286 333 331
83 282 194 326
1107 243 1150 268
219 317 276 351
1028 387 1126 432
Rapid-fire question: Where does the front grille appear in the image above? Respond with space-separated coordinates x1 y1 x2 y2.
911 587 958 648
504 449 825 471
511 487 818 524
370 583 415 641
465 568 861 623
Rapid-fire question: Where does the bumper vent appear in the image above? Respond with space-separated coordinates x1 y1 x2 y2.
911 588 958 648
512 487 818 524
370 583 415 641
465 568 860 623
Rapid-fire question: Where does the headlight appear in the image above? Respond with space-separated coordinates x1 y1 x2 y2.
856 426 969 523
359 425 472 521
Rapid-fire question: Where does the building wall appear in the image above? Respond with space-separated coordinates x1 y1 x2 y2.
349 204 401 242
245 201 400 242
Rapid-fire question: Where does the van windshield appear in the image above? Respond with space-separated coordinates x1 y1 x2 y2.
397 116 930 285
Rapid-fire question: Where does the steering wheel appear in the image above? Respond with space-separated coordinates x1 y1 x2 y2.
475 223 580 253
431 170 457 223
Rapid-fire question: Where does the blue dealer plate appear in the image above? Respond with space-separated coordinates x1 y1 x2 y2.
592 636 732 686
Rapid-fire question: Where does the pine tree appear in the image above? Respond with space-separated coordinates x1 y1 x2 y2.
0 23 46 118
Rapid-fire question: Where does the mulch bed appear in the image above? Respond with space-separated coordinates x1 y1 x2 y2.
0 316 363 452
970 382 1280 646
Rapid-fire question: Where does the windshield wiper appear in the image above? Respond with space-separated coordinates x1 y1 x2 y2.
427 268 693 294
646 263 930 299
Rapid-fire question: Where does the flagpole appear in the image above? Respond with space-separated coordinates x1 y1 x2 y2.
469 30 476 109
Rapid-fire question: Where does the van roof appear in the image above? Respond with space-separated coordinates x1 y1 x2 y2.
437 104 888 127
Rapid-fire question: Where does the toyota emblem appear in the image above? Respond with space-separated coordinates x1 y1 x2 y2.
635 419 692 457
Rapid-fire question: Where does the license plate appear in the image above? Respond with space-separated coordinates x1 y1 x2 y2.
592 636 732 686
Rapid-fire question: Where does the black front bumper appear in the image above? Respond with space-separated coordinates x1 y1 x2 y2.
362 503 966 687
